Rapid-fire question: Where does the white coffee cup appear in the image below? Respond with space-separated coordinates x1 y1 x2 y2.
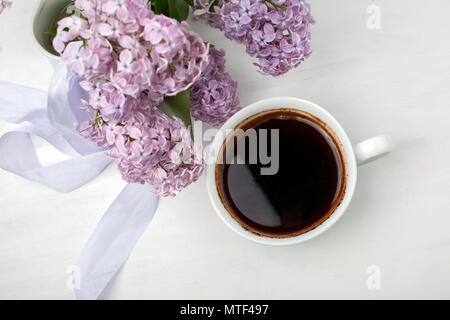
206 97 393 246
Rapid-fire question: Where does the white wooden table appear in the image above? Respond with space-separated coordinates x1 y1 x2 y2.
1 0 450 299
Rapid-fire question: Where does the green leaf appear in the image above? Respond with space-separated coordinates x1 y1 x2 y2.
150 0 170 15
45 26 57 37
183 0 195 8
158 90 193 135
176 0 190 21
168 0 190 22
150 0 190 21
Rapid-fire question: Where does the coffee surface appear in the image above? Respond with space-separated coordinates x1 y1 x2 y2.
216 109 346 237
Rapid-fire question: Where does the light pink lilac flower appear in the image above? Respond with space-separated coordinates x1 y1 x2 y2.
0 0 11 15
58 0 209 196
54 0 209 123
195 0 315 77
190 47 241 126
77 107 205 197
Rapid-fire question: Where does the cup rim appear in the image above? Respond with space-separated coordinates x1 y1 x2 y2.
206 97 358 246
31 0 62 61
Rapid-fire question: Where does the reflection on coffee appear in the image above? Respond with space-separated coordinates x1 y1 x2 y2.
215 109 347 238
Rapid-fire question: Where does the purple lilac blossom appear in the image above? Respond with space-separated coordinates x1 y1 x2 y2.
0 0 11 15
56 0 209 196
195 0 315 77
54 0 209 123
190 47 241 126
77 107 205 197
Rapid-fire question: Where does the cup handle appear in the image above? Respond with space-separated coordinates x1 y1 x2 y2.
354 134 394 166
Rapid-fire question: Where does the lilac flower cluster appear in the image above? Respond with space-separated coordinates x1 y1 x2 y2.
195 0 315 76
54 0 209 123
0 0 11 15
78 107 204 197
190 47 241 126
55 0 209 196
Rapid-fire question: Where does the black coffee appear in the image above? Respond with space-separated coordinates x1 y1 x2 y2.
216 109 346 238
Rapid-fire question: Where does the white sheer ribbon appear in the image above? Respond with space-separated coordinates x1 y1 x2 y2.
0 62 159 299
